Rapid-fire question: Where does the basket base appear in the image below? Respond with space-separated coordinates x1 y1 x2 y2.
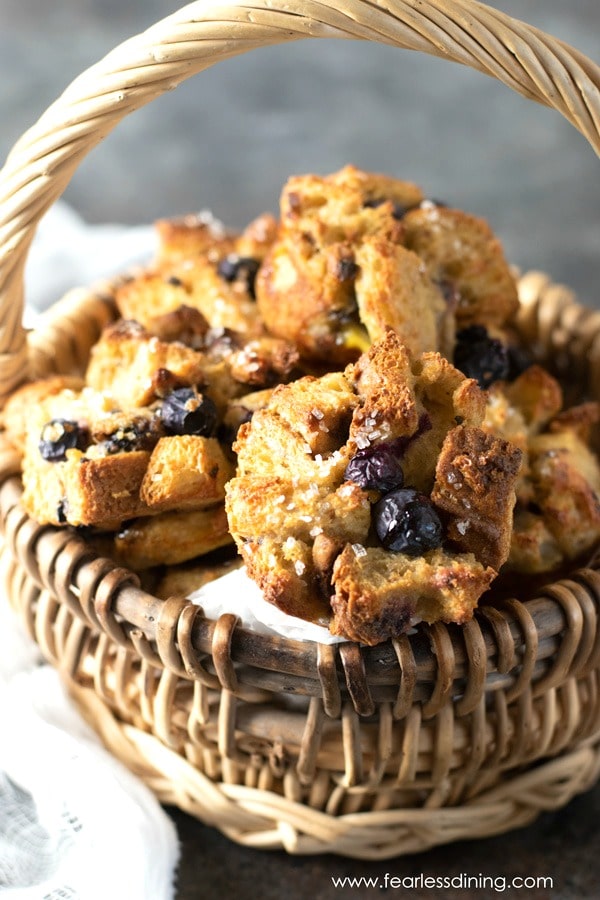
68 679 600 859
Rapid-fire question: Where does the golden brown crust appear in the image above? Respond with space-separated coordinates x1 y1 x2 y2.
402 203 519 328
86 320 207 407
482 365 600 574
226 333 513 643
240 537 329 624
431 425 522 570
155 213 235 264
118 212 276 337
227 337 300 388
114 505 232 569
506 508 563 575
20 388 159 528
549 401 600 443
62 450 153 527
2 375 85 453
85 319 299 415
502 365 563 432
19 381 235 536
330 545 494 645
354 238 450 358
528 430 600 560
349 331 486 491
141 435 234 511
255 166 452 365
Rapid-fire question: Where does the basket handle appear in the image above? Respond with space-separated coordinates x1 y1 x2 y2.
0 0 598 401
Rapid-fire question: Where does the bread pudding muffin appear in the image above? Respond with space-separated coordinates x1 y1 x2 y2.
255 165 518 367
226 330 523 644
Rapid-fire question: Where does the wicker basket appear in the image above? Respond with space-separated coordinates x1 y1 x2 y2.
1 0 600 860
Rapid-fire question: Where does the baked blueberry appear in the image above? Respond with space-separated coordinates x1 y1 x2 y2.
453 325 509 389
161 388 218 436
345 443 404 492
39 419 87 462
373 488 443 555
362 197 415 220
506 343 533 381
217 255 260 299
335 256 359 281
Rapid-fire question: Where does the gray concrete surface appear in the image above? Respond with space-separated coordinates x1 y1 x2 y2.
1 2 599 898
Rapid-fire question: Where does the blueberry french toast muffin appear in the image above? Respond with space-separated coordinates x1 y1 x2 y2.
225 329 523 644
9 290 299 568
115 210 277 336
255 165 518 366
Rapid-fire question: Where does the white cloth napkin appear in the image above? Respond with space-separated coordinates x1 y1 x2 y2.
0 204 179 900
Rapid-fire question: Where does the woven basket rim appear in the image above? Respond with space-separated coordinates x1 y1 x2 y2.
3 481 599 715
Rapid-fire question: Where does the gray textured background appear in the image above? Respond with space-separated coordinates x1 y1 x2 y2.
1 2 599 898
1 0 599 304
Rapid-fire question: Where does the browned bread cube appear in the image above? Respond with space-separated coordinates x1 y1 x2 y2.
431 425 522 570
141 435 234 511
20 389 159 528
330 545 494 645
226 331 520 644
2 375 85 453
507 508 562 575
528 429 600 561
117 212 277 337
255 166 453 365
22 446 152 529
402 203 519 328
350 332 486 491
481 363 600 573
85 320 207 407
155 212 236 263
114 505 232 569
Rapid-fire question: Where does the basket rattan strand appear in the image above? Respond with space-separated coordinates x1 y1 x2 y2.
1 0 600 858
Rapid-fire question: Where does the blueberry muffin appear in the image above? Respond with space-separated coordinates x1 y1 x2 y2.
14 304 299 567
115 211 277 336
482 366 600 573
226 330 522 644
255 165 518 367
85 318 299 413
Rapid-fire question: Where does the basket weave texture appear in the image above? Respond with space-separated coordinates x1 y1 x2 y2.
1 0 600 859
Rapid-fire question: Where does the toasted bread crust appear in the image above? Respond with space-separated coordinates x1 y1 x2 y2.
431 425 522 570
226 332 518 643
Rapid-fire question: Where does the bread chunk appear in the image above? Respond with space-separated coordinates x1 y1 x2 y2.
117 212 277 336
431 425 522 570
226 333 516 643
2 375 85 453
482 365 600 573
86 320 207 407
256 166 451 365
331 545 494 645
141 435 234 511
114 506 232 569
402 204 519 328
